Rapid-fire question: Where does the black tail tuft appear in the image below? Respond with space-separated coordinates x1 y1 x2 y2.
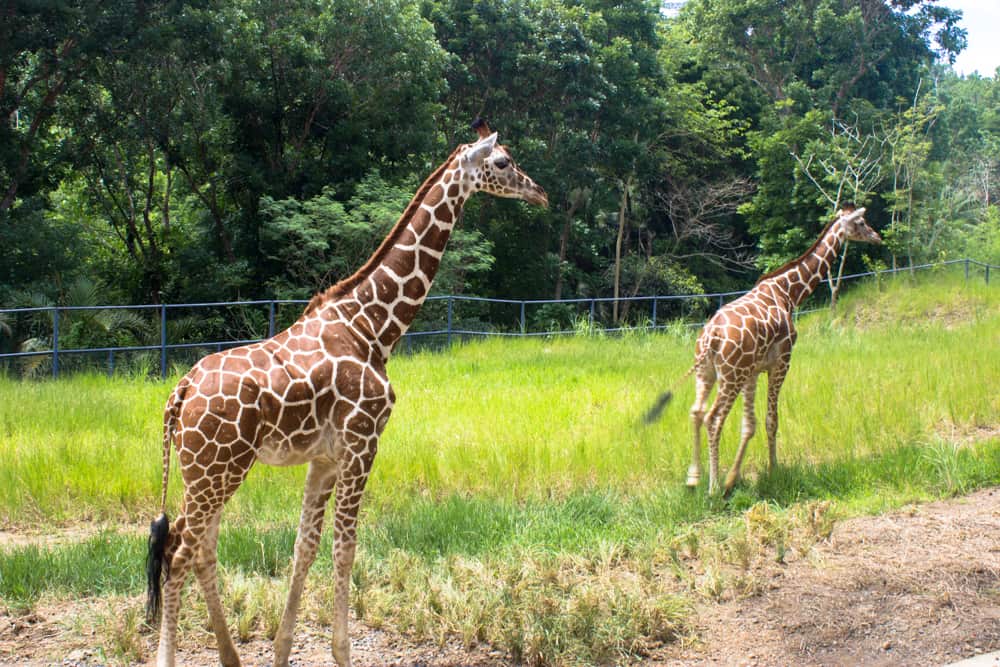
145 512 170 624
643 391 673 424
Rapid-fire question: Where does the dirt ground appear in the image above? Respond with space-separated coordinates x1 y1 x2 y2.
2 487 999 666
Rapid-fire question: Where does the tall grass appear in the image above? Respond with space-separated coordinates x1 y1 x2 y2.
0 272 997 664
4 273 994 523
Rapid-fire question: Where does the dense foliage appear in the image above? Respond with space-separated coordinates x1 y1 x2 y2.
1 0 997 335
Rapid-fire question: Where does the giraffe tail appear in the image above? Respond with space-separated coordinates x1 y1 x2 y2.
642 362 698 425
642 391 674 424
146 381 186 623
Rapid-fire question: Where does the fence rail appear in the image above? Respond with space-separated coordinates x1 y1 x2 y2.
1 258 994 379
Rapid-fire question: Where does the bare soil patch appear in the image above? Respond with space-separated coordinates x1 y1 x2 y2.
654 486 1000 666
2 488 999 666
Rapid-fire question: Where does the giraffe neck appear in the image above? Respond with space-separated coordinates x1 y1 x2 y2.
307 148 471 358
763 221 847 308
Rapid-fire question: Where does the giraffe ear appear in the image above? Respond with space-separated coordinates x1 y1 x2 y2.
463 132 498 166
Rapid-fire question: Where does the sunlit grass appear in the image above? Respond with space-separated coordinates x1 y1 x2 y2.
0 271 997 664
0 271 996 524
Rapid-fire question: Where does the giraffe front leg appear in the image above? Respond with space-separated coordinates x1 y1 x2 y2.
273 460 337 667
330 436 377 667
724 376 758 496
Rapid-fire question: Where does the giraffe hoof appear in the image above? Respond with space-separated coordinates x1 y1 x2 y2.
686 476 700 488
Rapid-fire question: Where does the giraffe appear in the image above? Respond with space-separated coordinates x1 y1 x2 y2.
144 120 547 667
645 205 881 495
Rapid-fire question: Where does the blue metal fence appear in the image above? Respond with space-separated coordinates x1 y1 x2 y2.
0 258 994 379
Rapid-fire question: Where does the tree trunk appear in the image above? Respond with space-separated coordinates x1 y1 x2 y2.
613 182 628 324
553 197 579 300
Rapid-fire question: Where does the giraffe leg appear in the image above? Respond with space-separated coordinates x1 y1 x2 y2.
273 460 337 667
687 369 715 488
156 516 189 667
330 438 377 667
158 460 249 667
194 512 241 667
704 381 741 495
766 363 789 471
724 375 758 496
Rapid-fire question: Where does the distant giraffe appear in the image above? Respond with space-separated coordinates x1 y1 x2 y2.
645 205 881 495
145 120 547 667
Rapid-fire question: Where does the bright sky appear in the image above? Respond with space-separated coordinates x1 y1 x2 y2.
947 0 1000 77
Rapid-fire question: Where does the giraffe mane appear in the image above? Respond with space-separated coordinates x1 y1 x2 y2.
755 216 839 285
302 145 466 316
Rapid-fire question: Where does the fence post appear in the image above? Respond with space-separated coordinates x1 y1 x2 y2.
108 350 114 378
965 258 970 281
987 265 991 285
268 301 276 338
589 300 595 329
160 304 167 379
651 298 658 328
446 297 453 347
52 307 60 379
519 301 526 334
718 294 724 311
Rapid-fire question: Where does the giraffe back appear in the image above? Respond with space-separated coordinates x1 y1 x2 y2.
169 313 392 472
697 281 797 375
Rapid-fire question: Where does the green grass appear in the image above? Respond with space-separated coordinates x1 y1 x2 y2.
0 270 997 664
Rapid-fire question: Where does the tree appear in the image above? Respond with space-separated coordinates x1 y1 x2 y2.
681 0 965 114
0 0 172 214
791 110 885 306
882 83 941 268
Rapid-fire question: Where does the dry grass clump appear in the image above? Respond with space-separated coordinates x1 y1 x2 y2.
660 499 840 603
341 544 690 666
223 572 287 642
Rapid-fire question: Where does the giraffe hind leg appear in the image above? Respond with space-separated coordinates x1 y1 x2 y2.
704 380 741 495
766 363 790 471
724 375 758 497
157 461 251 667
157 515 197 667
687 367 715 488
194 512 241 667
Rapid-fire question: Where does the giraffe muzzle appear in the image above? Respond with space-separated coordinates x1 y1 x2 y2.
526 185 548 208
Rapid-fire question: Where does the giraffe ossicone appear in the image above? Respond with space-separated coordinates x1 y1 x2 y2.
647 204 880 496
145 121 546 667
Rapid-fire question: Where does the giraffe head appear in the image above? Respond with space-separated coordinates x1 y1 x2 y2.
836 204 881 244
457 120 548 207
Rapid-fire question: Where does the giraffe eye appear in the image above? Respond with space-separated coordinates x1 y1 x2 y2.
494 156 510 169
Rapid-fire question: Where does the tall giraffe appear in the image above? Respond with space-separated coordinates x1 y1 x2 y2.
645 205 880 495
145 120 547 667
